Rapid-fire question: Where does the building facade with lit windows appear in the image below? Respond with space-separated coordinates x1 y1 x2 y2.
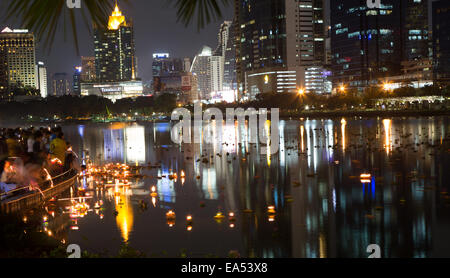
94 3 137 82
84 3 142 101
73 67 82 95
35 61 48 98
403 0 430 61
52 73 71 96
190 46 225 101
331 0 432 91
234 0 327 100
331 0 403 90
0 28 37 97
80 56 96 82
152 53 198 104
80 81 144 103
214 21 237 92
152 53 184 78
433 0 450 86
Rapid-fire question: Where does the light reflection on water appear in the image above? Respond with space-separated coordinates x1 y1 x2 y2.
44 117 450 258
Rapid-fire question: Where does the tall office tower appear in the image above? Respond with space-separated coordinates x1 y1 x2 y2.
191 46 221 100
35 61 48 98
433 0 450 85
81 56 96 82
94 3 136 82
0 28 37 96
404 0 430 61
73 67 82 95
234 0 326 100
183 58 192 73
152 53 171 77
152 53 184 77
214 21 232 57
210 55 225 94
214 21 237 91
172 58 184 73
331 0 403 89
223 23 237 91
52 73 71 96
287 0 328 94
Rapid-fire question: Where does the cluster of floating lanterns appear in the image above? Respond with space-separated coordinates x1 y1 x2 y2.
360 173 372 183
267 206 276 222
74 162 281 231
81 163 131 182
163 210 239 230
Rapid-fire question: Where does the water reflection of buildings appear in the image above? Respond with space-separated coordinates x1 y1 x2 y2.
71 124 147 165
290 118 445 258
63 116 449 257
114 188 134 242
104 125 146 164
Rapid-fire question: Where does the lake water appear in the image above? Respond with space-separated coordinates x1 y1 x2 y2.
31 116 450 258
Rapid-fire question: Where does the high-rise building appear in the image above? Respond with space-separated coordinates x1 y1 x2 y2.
210 55 224 94
152 53 170 77
433 0 450 85
52 73 70 96
234 0 326 99
152 72 198 104
35 61 48 98
190 46 225 101
214 21 232 57
0 27 37 96
94 3 136 82
215 21 237 92
152 53 183 77
83 2 142 102
404 0 430 61
331 0 403 89
81 56 96 82
73 67 82 95
191 46 213 100
183 58 192 73
331 0 432 90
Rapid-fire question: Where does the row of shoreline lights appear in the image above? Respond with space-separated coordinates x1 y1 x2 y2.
336 82 394 93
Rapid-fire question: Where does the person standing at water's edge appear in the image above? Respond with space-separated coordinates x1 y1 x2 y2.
6 130 22 158
50 132 67 165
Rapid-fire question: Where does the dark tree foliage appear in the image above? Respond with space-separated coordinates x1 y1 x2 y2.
0 94 175 120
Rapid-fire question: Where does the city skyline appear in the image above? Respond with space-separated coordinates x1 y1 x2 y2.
0 0 448 101
0 0 234 82
0 0 449 262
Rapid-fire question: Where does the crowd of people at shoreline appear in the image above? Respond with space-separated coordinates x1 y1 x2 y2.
0 126 77 195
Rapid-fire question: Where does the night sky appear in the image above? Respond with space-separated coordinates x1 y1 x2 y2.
0 0 234 82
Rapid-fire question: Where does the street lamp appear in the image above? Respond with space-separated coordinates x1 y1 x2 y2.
298 88 305 111
383 82 393 92
339 85 346 94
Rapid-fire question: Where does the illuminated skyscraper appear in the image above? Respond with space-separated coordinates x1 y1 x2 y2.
331 0 403 89
81 56 96 82
234 0 326 99
214 21 237 91
94 3 136 82
331 0 432 90
152 53 183 77
52 73 70 96
73 67 82 95
35 61 48 98
191 46 212 100
433 0 450 85
0 27 37 96
404 0 430 61
191 46 224 101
